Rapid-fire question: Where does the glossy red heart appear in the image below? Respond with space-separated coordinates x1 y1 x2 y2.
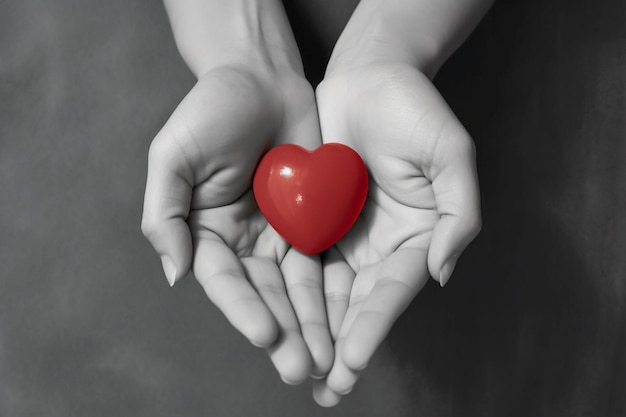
253 143 368 255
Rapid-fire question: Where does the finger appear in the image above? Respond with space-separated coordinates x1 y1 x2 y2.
322 263 378 396
312 379 343 408
141 128 194 287
316 76 350 146
331 248 429 394
242 257 312 385
343 248 428 370
275 78 322 150
325 339 363 398
281 249 334 378
192 233 278 348
428 131 482 286
322 246 356 341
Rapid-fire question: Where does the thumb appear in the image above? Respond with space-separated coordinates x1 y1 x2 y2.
427 133 482 287
141 68 282 286
141 128 194 287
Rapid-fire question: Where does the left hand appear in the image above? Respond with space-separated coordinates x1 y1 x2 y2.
312 62 482 406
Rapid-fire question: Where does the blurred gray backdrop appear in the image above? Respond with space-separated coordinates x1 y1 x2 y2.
1 0 625 416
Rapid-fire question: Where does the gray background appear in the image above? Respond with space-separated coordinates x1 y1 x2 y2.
2 0 625 416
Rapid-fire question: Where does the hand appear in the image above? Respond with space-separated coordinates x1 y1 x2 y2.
141 1 333 384
312 62 481 405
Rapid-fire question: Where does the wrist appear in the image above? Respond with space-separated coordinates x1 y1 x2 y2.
326 0 493 79
164 0 303 78
325 14 435 78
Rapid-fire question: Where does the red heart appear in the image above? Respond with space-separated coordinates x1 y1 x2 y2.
253 143 368 255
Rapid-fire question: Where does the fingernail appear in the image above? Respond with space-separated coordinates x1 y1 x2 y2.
439 257 458 287
249 339 266 348
160 255 177 287
280 375 299 386
337 386 353 395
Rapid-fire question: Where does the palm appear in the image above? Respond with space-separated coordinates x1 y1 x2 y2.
319 63 454 278
188 190 284 262
178 70 288 261
334 140 440 273
337 182 437 282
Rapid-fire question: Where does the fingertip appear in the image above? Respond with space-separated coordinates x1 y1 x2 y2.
281 361 311 386
303 326 334 378
279 367 310 386
246 318 279 349
142 217 193 286
311 354 334 380
326 379 355 396
223 296 278 348
341 338 370 373
312 381 343 408
325 355 359 395
270 331 312 385
160 255 177 287
280 372 305 386
310 355 333 380
427 213 481 285
438 255 458 287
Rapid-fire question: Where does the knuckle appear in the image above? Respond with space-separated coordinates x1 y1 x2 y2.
324 291 349 303
148 123 191 163
195 269 242 289
287 274 321 293
379 274 417 292
147 135 169 164
140 216 158 240
298 320 328 333
453 132 477 159
314 79 329 100
255 282 286 297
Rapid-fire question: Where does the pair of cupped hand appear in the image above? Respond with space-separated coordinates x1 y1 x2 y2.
141 36 481 406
